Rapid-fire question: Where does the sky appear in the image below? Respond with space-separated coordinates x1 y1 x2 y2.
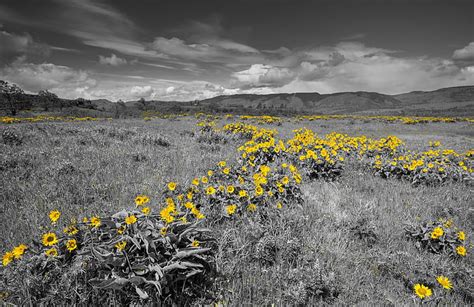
0 0 473 101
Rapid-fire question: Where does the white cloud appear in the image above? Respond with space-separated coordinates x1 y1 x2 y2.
453 42 474 62
0 58 96 97
130 85 154 98
99 53 127 66
232 64 294 88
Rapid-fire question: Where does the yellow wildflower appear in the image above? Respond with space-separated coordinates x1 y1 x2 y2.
117 225 126 234
2 252 14 266
436 276 453 290
142 206 151 215
431 227 444 239
135 195 150 206
456 246 467 256
160 227 167 236
42 232 58 246
247 203 257 212
191 240 200 247
125 215 137 225
63 225 79 236
66 239 77 252
90 216 101 228
115 241 127 251
168 182 177 191
45 248 58 257
457 231 465 241
49 210 61 223
206 186 216 195
226 204 237 215
414 284 432 299
12 244 27 259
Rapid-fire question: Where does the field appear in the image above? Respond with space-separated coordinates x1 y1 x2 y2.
0 115 473 305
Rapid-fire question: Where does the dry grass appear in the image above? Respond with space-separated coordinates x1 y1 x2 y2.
1 117 473 305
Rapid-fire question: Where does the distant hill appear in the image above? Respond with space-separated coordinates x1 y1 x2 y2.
2 85 473 117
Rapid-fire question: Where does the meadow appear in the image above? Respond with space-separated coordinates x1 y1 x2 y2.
0 114 472 305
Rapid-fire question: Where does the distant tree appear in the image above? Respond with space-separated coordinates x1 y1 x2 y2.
115 99 126 118
38 90 59 111
74 97 93 109
138 97 148 110
0 80 25 116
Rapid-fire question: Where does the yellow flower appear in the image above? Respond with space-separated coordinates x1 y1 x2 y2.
2 252 14 266
457 231 465 241
135 195 150 206
117 225 126 234
166 197 175 206
168 182 177 191
223 167 230 175
247 203 257 212
160 227 167 236
431 227 444 239
276 202 283 209
66 239 77 252
42 232 58 246
206 186 216 195
45 248 58 257
207 170 214 177
239 190 248 198
185 201 194 209
187 191 193 200
227 185 235 193
456 246 467 256
281 176 289 185
90 216 101 228
82 217 89 223
218 185 225 192
201 176 209 184
115 241 127 251
192 178 200 186
12 244 27 259
63 225 79 236
191 240 200 247
255 185 264 196
226 204 237 215
125 215 137 225
141 206 151 215
436 276 453 290
443 219 453 228
218 160 226 167
414 283 432 299
49 210 61 223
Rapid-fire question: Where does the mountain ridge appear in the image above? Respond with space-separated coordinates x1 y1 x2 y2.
2 85 473 117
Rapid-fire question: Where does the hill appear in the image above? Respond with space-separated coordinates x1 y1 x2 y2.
1 85 473 117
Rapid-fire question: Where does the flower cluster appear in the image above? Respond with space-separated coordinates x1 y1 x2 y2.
406 218 468 257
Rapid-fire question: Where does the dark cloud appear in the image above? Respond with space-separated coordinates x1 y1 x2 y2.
0 30 50 65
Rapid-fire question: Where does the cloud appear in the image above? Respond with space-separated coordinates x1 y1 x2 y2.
149 36 260 64
130 85 154 98
99 53 127 66
231 64 294 88
0 30 50 64
453 42 474 64
0 58 96 97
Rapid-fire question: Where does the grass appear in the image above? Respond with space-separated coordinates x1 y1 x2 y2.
1 116 472 305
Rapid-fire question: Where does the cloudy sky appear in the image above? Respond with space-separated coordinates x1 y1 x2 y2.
1 0 473 101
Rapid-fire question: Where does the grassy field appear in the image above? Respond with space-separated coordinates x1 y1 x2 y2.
0 116 473 305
